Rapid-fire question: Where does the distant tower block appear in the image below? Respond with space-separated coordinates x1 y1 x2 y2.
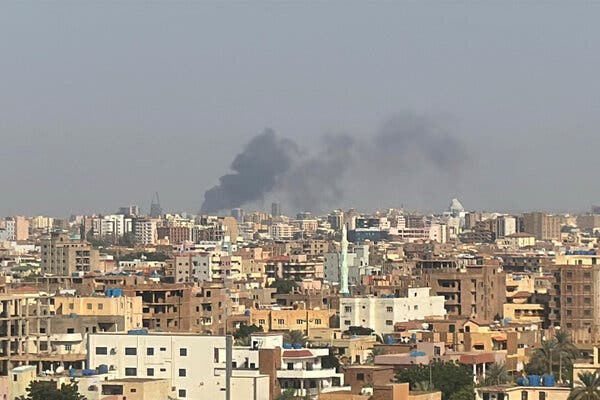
340 224 350 296
271 202 281 217
150 192 163 218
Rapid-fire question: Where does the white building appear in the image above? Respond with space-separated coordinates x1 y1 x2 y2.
269 223 294 240
88 332 270 400
324 244 371 286
133 219 157 245
339 288 446 334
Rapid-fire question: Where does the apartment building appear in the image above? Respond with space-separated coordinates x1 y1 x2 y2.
418 263 506 321
522 212 561 241
133 218 157 245
88 332 269 400
249 308 336 332
5 216 29 241
52 295 143 331
339 288 446 334
40 232 99 275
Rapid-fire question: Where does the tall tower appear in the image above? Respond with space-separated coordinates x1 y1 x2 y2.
340 224 350 296
150 192 163 218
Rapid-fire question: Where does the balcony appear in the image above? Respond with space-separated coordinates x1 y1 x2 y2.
49 333 83 342
277 368 341 379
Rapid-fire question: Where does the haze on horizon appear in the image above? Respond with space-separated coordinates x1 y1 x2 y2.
1 3 600 217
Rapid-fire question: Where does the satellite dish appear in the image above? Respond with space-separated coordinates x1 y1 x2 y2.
55 366 65 374
422 323 430 330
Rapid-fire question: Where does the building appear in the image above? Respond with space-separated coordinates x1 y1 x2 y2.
88 332 277 400
5 216 29 241
522 212 561 241
271 203 282 217
339 288 446 334
40 232 99 276
133 218 157 245
270 223 294 240
100 378 173 400
418 263 506 321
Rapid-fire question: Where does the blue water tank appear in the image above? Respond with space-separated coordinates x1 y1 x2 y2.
127 329 148 335
97 364 109 374
410 333 417 343
385 336 395 345
528 375 541 386
283 343 293 349
105 288 113 297
293 343 302 349
543 375 555 387
69 368 76 377
517 377 529 386
82 369 96 376
244 310 251 317
409 351 426 357
113 288 123 297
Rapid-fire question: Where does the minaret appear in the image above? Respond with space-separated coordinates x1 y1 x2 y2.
340 224 350 296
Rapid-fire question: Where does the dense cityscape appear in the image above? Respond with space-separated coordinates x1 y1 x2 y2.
2 200 600 400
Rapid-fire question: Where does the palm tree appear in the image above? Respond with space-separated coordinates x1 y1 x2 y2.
554 330 579 382
284 330 308 346
483 363 510 386
569 372 600 400
529 339 556 375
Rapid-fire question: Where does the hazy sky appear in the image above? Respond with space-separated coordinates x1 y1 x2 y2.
2 2 600 217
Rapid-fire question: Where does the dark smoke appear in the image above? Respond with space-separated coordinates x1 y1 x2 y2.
200 129 298 214
201 113 467 213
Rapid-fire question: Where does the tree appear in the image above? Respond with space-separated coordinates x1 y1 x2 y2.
396 361 473 400
16 381 87 400
268 279 297 294
233 324 263 345
276 388 296 400
482 363 510 386
284 330 308 346
449 385 475 400
345 326 375 336
569 372 600 400
526 332 578 381
365 347 385 365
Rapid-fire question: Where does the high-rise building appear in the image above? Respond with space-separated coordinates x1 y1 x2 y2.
150 192 163 218
5 216 29 241
522 212 561 241
271 202 281 217
133 218 157 245
231 208 245 222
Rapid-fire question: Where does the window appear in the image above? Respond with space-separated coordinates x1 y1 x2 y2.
287 363 294 370
160 347 166 351
522 391 528 400
314 319 322 325
69 303 74 310
178 389 187 398
386 306 393 312
386 320 393 326
147 368 154 376
214 348 219 363
95 347 108 355
344 320 351 326
98 303 103 310
125 348 137 356
540 392 546 400
160 368 166 372
65 344 72 351
180 348 187 356
67 328 75 333
147 347 154 356
258 319 266 325
87 303 92 310
357 373 365 380
584 310 592 317
414 305 418 310
584 285 592 292
179 369 186 377
344 306 352 313
131 388 137 393
13 374 17 382
125 368 137 376
296 319 304 325
277 319 285 324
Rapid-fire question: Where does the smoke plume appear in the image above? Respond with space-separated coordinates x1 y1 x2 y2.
200 129 298 214
200 112 467 213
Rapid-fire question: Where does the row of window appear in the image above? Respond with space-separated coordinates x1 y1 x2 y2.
261 319 322 325
95 347 188 356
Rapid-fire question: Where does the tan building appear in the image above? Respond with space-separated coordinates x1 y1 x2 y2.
40 232 99 275
476 385 569 400
522 212 561 241
250 308 336 333
418 263 506 321
101 378 173 400
53 295 143 331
